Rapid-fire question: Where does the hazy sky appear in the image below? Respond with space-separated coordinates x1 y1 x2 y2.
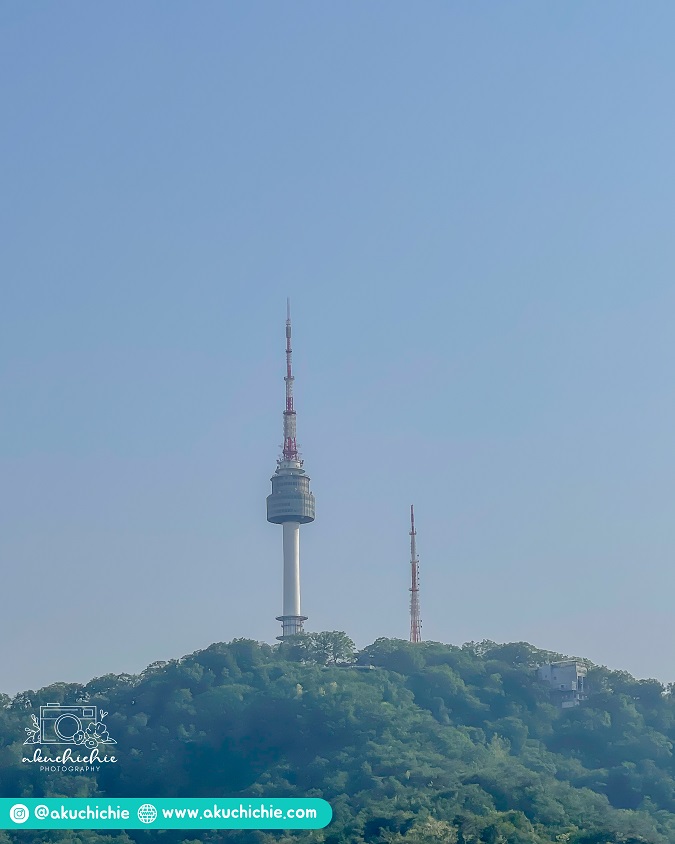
2 2 675 694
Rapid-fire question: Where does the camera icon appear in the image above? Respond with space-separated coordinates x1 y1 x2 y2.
40 703 98 744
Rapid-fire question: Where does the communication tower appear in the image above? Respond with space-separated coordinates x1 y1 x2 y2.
409 505 422 643
266 300 316 639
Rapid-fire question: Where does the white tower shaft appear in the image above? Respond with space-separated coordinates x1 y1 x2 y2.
282 521 301 622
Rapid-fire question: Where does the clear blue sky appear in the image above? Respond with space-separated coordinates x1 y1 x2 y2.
2 2 675 694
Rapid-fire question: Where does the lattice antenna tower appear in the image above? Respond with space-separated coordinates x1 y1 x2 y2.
409 505 422 643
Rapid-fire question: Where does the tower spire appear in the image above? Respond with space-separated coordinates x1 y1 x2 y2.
409 505 422 643
283 297 298 462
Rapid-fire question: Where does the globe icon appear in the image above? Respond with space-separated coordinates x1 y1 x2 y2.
137 803 158 824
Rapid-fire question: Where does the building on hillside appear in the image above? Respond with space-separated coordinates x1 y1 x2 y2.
538 660 587 708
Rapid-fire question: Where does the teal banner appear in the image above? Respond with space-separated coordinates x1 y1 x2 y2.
0 798 332 829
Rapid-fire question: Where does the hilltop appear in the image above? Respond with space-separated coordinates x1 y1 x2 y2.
1 635 674 844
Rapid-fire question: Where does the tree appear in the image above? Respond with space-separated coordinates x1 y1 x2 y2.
310 631 357 666
278 631 356 665
382 817 459 843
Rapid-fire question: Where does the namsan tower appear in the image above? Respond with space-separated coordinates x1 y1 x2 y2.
266 300 316 639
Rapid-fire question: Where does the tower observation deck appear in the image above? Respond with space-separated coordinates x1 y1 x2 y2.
266 300 315 638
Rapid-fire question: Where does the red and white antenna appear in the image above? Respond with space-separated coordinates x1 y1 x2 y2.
409 505 422 643
282 297 299 462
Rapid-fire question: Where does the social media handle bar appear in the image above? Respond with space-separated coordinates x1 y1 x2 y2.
1 798 332 829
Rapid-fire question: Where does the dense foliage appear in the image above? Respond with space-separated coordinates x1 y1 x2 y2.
2 635 675 843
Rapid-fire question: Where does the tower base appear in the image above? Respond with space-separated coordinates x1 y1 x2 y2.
276 615 308 640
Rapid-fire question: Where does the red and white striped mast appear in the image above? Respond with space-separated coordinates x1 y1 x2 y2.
409 505 422 643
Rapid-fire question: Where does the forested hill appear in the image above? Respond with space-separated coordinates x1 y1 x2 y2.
2 635 675 844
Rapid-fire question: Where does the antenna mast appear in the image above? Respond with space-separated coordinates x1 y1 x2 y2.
409 505 422 643
283 297 299 462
